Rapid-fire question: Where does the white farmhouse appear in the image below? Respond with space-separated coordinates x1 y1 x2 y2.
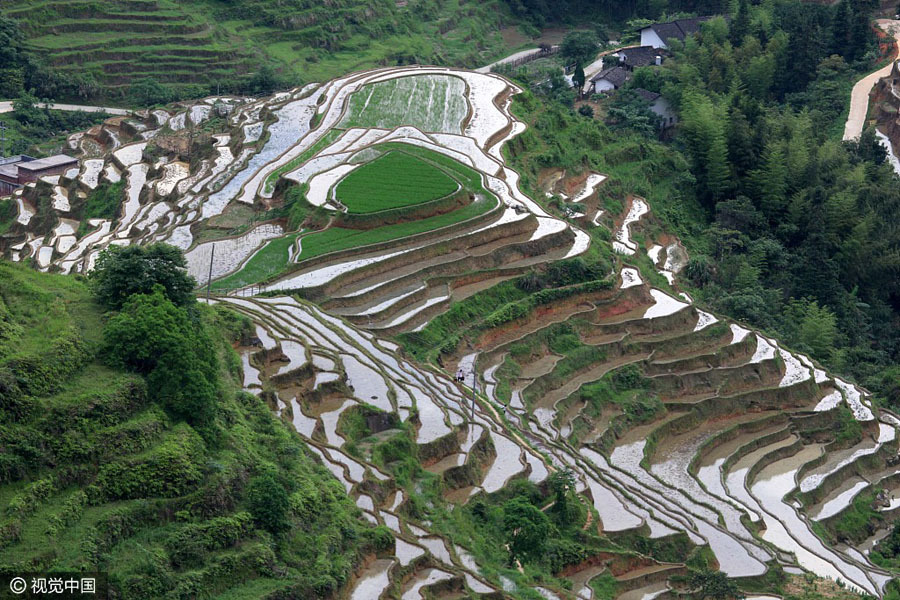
639 17 713 50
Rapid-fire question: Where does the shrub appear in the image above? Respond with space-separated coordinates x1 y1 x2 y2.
247 472 291 534
104 289 219 427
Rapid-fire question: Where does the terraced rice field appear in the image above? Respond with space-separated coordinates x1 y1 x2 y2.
4 64 900 600
334 150 461 213
338 74 468 133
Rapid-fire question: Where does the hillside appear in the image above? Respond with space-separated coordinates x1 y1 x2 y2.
0 260 389 598
0 0 518 101
3 50 900 599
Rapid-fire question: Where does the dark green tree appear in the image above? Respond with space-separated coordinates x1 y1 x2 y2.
129 77 174 106
573 64 586 91
726 106 757 177
849 0 872 62
247 472 291 534
690 570 745 600
561 30 600 67
248 64 280 95
605 88 662 137
502 496 552 563
831 0 853 55
548 468 577 524
90 244 197 309
748 142 788 218
103 288 219 427
729 0 751 46
12 93 49 128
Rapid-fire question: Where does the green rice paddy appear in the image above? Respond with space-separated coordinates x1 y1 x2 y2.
334 150 460 214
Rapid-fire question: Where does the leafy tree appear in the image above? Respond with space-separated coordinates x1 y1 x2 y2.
91 244 197 309
782 298 838 359
578 104 594 118
103 289 219 427
548 468 577 524
726 106 757 176
561 30 599 67
573 64 586 91
129 77 174 106
606 88 662 137
831 0 853 55
502 496 551 563
248 64 280 95
690 569 745 600
12 93 49 128
0 69 23 99
680 92 731 204
748 142 788 218
247 472 291 534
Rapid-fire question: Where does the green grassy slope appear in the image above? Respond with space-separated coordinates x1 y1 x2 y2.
0 261 389 598
1 0 518 101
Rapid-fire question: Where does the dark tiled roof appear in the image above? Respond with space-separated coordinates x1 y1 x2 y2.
590 66 628 88
620 46 660 68
646 16 714 45
650 22 684 45
634 88 661 102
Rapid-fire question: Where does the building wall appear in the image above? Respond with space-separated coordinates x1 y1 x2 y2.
0 180 18 197
641 29 667 49
17 163 75 185
651 98 677 128
592 79 617 94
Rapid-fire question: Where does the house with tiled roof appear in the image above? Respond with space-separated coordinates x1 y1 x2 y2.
588 66 628 94
633 88 677 129
0 154 77 196
615 46 664 72
640 17 714 49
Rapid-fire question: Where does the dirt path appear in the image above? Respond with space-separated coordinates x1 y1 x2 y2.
0 101 131 116
843 19 900 141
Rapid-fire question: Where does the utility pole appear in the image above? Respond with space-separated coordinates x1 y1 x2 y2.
206 244 215 301
0 120 7 158
470 356 477 421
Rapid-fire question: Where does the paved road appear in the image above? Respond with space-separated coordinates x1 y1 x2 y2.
477 46 559 73
0 101 131 116
843 19 900 141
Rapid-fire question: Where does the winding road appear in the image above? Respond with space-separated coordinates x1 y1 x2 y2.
0 101 131 116
843 19 900 141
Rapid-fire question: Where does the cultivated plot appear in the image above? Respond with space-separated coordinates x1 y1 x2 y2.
334 150 461 214
338 74 468 133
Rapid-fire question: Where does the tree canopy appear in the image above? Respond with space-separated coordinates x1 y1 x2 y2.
561 31 600 67
90 244 197 309
503 496 552 562
103 288 219 429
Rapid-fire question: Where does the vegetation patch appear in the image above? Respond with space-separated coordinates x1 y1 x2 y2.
0 258 387 598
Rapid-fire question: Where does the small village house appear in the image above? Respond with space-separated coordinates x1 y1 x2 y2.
0 154 78 196
639 17 714 50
